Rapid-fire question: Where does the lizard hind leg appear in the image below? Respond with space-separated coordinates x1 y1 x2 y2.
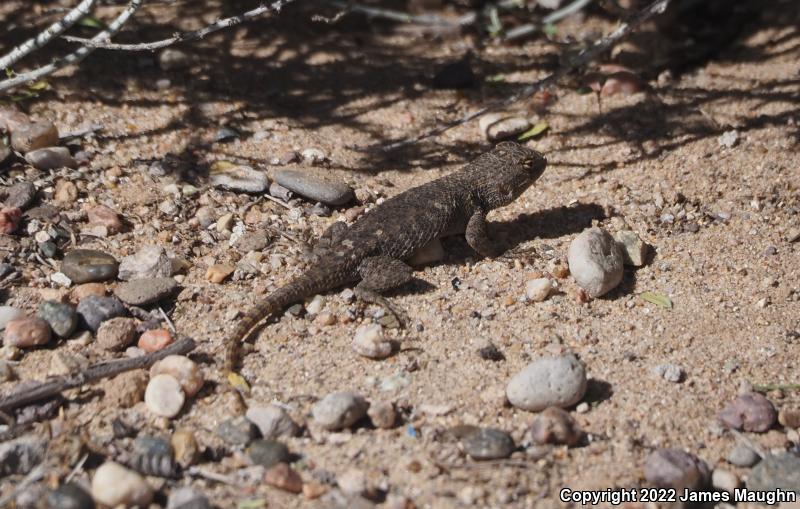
355 256 413 328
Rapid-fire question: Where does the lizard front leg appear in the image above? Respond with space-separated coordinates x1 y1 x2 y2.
355 256 413 328
465 210 504 258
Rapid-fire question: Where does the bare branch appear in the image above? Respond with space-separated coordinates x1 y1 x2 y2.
381 0 671 151
62 0 297 51
0 0 98 70
0 0 143 93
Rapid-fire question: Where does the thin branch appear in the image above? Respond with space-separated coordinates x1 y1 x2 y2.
0 337 196 413
0 0 98 71
324 1 460 26
381 0 671 151
0 0 143 93
62 0 297 51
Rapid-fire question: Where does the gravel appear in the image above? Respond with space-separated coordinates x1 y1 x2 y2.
150 355 203 397
118 245 172 281
167 487 211 509
217 416 260 446
567 227 624 297
3 317 52 348
245 405 300 439
96 317 138 351
651 363 684 383
746 453 800 491
367 400 397 429
24 146 76 170
529 407 582 446
506 353 587 411
726 444 761 467
352 323 392 359
248 439 290 468
37 301 78 338
45 482 95 509
613 230 649 266
5 181 36 209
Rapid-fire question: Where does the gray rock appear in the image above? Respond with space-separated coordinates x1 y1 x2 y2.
210 165 268 193
506 354 587 411
234 231 271 253
167 487 211 509
118 245 171 281
114 277 178 306
37 300 78 338
717 392 777 432
613 230 648 266
61 249 119 284
269 181 293 201
644 448 710 491
462 428 516 460
652 363 684 383
24 146 76 170
245 405 300 439
45 482 95 509
726 445 760 467
0 306 25 330
76 295 128 332
248 439 290 468
0 436 46 476
217 416 260 446
5 181 36 210
312 391 369 430
718 129 739 148
747 453 800 492
567 227 624 297
274 169 354 206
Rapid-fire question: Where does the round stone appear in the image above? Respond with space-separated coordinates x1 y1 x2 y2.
24 146 76 170
4 181 36 210
525 278 552 302
209 165 269 193
76 295 127 332
245 405 300 439
462 428 516 460
718 393 777 432
138 328 174 352
312 391 369 430
4 317 51 348
249 439 290 468
150 355 203 397
45 482 95 509
114 277 178 306
217 416 259 446
644 448 710 491
367 400 397 429
567 227 624 297
530 407 583 446
61 250 119 284
90 461 153 507
96 317 138 351
264 463 303 493
352 323 392 359
506 354 587 411
145 374 185 418
37 301 78 338
274 169 354 206
726 445 760 467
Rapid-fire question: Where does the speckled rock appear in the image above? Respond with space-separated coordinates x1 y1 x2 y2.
726 444 760 467
567 227 624 297
118 245 172 281
718 392 777 432
24 146 76 170
4 317 51 348
91 461 153 507
747 453 800 492
138 328 174 352
249 439 290 468
506 354 587 411
367 400 397 429
352 323 392 359
37 300 78 338
217 416 259 446
4 181 36 210
61 249 119 284
145 374 185 418
96 317 138 351
644 448 710 491
530 407 582 446
210 165 269 193
613 230 648 266
167 487 211 509
525 278 552 302
0 436 46 476
77 295 128 331
245 405 300 439
150 355 203 397
274 169 354 206
462 428 516 460
171 429 200 467
114 277 178 305
312 391 369 430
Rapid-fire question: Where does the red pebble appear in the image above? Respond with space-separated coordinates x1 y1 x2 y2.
0 207 22 234
138 328 173 352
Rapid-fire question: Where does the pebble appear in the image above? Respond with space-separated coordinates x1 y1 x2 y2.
643 448 710 491
368 400 397 429
352 323 392 359
306 295 326 315
45 482 95 509
529 407 582 446
77 295 127 331
138 328 174 352
5 181 36 209
105 370 147 408
567 227 624 297
0 436 46 476
479 113 531 142
10 120 58 153
245 405 300 439
61 249 119 284
249 439 290 468
86 204 123 234
312 391 369 430
3 317 51 348
717 392 777 432
167 487 211 509
525 278 552 302
24 146 76 170
91 461 153 507
337 468 370 497
506 353 587 411
214 126 239 143
54 180 78 204
300 147 327 165
718 129 739 148
37 300 78 338
206 264 234 283
462 428 516 460
150 355 203 396
726 444 760 467
652 363 684 383
264 463 303 493
0 306 25 330
145 374 185 418
114 277 178 305
711 468 739 493
209 165 269 193
71 283 107 302
234 231 271 253
0 207 21 234
274 169 354 206
613 230 648 266
269 181 293 201
747 453 800 491
778 407 800 428
118 245 172 281
96 317 138 351
159 48 191 70
171 428 200 467
217 415 260 446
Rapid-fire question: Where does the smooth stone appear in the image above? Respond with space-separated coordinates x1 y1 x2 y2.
118 245 172 281
779 407 800 428
274 169 354 206
145 374 185 418
0 306 25 330
718 392 777 432
150 355 203 397
726 444 760 467
567 227 624 297
367 400 396 429
234 231 271 253
711 469 739 494
171 429 201 467
217 416 260 446
167 487 211 509
249 439 290 468
264 463 303 493
114 277 178 306
4 317 51 348
529 407 582 446
139 328 174 352
480 114 531 142
245 405 300 439
24 146 76 170
76 295 127 331
45 482 96 509
0 436 46 476
37 300 78 338
4 181 36 210
209 165 268 193
506 354 587 411
10 120 58 153
644 448 710 491
462 428 516 460
613 230 648 266
96 317 138 351
352 323 392 359
61 249 119 284
525 278 552 302
91 461 153 507
747 453 800 492
312 391 369 430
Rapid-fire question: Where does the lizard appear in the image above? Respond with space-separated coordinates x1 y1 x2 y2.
223 141 547 378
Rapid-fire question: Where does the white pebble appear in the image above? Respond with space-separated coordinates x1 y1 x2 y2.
506 354 587 411
352 323 392 359
567 227 624 297
306 295 326 315
711 468 739 493
91 461 153 507
312 391 368 430
525 278 552 302
246 405 300 439
150 355 204 397
145 374 185 418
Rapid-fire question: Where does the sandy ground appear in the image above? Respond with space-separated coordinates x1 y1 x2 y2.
0 0 798 507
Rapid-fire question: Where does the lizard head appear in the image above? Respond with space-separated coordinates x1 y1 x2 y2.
475 141 547 208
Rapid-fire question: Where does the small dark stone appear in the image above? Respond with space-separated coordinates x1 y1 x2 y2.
747 453 800 492
131 436 179 478
112 417 137 439
61 249 119 284
477 343 505 361
217 416 260 446
432 59 475 89
40 241 57 258
4 181 36 210
462 428 516 460
76 295 128 331
37 300 78 338
248 439 290 468
46 482 96 509
24 204 61 222
718 392 777 432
